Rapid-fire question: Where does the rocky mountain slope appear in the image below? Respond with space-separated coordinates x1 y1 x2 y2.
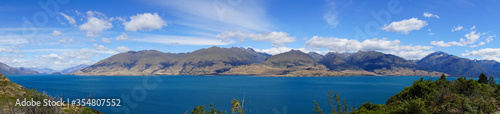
417 51 499 77
0 63 39 75
319 52 363 71
61 64 89 74
75 47 270 76
73 47 495 77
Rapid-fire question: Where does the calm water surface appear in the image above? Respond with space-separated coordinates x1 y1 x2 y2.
7 75 466 114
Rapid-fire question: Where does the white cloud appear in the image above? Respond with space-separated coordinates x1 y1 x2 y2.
33 48 97 70
381 18 428 34
0 48 14 53
101 38 112 43
58 12 76 26
462 48 500 62
79 11 113 37
451 25 463 32
462 31 483 44
59 38 76 43
469 42 485 47
306 36 433 59
432 30 487 47
59 48 96 60
154 0 272 32
133 35 231 45
324 1 339 27
428 33 434 35
88 39 97 42
486 35 495 43
123 13 167 32
52 30 62 36
423 12 439 19
92 44 109 51
115 33 131 41
431 41 451 47
215 31 296 46
470 26 476 30
253 47 310 55
115 46 131 52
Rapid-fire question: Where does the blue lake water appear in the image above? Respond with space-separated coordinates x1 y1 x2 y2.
6 75 470 114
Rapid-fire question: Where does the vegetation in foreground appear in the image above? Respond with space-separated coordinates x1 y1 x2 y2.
0 74 101 114
316 73 500 114
189 73 500 114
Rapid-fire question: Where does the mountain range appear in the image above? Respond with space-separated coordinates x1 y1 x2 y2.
2 47 499 77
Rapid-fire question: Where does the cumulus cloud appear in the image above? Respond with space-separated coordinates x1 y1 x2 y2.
52 30 62 36
123 13 167 32
451 25 463 32
306 36 433 59
470 26 476 30
215 31 296 46
87 39 96 42
423 12 439 19
33 48 98 69
92 44 109 51
462 48 500 62
59 38 76 43
115 33 131 41
486 35 495 43
101 38 112 43
79 11 113 37
469 42 485 48
381 18 428 34
115 46 131 52
431 31 487 47
58 12 76 26
253 47 311 55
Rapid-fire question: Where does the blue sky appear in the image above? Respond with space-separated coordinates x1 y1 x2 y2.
0 0 499 70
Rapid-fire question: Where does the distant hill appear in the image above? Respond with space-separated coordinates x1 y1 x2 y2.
24 67 58 74
319 52 363 71
73 47 498 77
76 47 269 75
77 50 184 75
224 50 376 76
475 59 500 72
345 51 426 71
0 63 39 75
307 52 324 62
263 50 328 71
344 51 443 76
61 64 90 73
417 51 498 77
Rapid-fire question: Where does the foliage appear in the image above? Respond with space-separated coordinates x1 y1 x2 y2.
186 98 245 114
351 73 500 113
478 73 488 84
186 104 222 114
313 91 353 114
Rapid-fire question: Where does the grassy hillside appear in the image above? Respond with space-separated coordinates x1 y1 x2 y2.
0 74 100 113
263 50 328 71
319 52 363 71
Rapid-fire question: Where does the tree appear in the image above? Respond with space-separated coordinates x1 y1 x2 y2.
478 73 488 84
488 76 496 86
440 74 446 81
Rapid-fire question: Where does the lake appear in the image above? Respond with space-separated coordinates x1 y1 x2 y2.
6 75 464 114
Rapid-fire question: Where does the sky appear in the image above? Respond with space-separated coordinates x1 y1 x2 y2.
0 0 499 70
